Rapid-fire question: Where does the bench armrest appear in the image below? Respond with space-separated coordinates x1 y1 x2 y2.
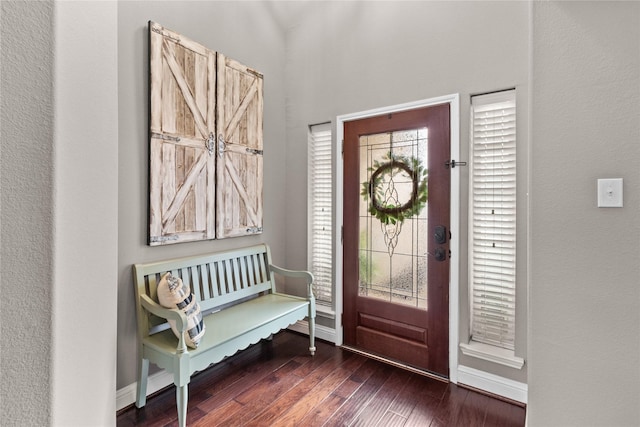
269 264 315 299
140 294 188 353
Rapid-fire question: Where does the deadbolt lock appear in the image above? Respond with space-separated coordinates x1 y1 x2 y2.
435 225 447 244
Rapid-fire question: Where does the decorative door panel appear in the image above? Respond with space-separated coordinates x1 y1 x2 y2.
148 22 264 245
343 105 451 377
216 53 264 239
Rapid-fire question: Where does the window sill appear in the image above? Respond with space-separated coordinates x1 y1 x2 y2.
460 341 525 369
316 303 335 319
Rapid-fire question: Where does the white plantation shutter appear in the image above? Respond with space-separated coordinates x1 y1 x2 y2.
308 123 333 305
469 90 516 350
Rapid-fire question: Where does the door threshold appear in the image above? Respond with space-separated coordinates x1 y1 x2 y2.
340 345 449 383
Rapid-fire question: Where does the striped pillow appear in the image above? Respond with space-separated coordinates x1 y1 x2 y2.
157 272 205 349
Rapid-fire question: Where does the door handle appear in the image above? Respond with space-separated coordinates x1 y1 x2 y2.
434 225 447 244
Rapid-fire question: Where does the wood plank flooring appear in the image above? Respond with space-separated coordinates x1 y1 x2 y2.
117 331 526 427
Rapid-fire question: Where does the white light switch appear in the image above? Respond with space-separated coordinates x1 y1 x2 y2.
597 178 623 208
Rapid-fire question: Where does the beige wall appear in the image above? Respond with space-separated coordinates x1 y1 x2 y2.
529 2 640 425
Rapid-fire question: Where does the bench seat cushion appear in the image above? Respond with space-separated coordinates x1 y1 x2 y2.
142 293 309 371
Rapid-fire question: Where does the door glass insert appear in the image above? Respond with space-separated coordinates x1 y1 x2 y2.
358 128 429 308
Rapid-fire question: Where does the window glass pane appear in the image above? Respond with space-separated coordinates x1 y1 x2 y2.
358 129 428 309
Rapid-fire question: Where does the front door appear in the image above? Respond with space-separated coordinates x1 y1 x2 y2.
343 104 450 377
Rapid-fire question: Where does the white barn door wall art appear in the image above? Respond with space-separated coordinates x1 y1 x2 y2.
148 22 264 245
216 54 264 239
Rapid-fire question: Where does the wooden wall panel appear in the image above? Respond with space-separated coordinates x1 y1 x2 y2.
149 22 263 244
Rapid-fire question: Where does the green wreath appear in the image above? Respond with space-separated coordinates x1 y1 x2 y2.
360 152 428 225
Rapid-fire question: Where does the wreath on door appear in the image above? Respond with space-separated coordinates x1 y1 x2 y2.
360 152 428 225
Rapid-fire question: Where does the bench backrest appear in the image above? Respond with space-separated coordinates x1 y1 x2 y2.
133 244 276 335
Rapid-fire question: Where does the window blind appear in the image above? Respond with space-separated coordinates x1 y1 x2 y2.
469 90 516 350
308 123 333 305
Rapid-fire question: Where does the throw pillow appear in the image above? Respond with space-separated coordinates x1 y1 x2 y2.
157 272 205 348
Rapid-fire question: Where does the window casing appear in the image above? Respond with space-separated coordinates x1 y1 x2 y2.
468 90 517 351
308 123 333 305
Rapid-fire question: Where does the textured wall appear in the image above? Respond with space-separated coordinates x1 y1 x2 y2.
0 1 55 425
529 2 640 425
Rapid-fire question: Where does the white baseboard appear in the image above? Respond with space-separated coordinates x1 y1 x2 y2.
287 320 337 343
116 370 173 412
457 365 528 404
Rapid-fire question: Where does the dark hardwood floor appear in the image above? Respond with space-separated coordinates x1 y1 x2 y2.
117 331 526 427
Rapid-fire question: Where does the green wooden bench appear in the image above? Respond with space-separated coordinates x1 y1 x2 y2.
133 244 316 427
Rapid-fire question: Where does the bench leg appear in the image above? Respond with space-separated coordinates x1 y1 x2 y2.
308 315 316 356
135 358 149 408
176 384 188 427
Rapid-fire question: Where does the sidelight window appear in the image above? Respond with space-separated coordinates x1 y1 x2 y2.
308 123 333 305
468 90 517 351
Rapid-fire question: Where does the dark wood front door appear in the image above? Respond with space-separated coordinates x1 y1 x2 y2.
343 104 451 377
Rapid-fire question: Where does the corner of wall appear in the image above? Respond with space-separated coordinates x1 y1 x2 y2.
51 1 119 425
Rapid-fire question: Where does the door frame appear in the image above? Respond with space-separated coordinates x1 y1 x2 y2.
335 93 460 383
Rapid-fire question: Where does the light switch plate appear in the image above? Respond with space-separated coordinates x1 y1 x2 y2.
597 178 623 208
